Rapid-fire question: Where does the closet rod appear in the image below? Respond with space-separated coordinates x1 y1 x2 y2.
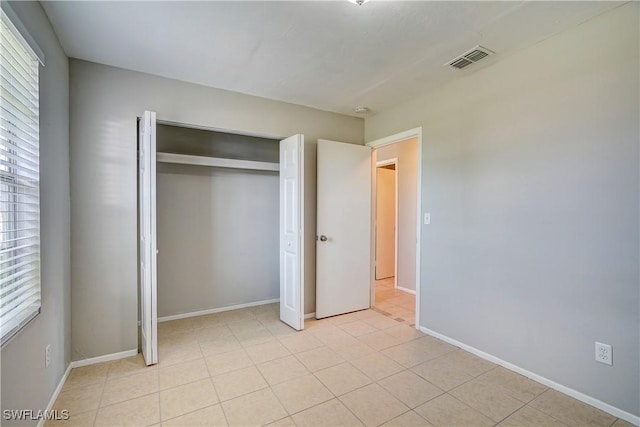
157 152 279 172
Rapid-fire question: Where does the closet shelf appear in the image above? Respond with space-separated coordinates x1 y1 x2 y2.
157 152 279 172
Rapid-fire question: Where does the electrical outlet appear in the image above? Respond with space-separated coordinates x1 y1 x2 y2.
595 342 612 366
45 344 51 368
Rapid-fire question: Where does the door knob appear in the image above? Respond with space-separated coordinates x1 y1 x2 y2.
319 235 328 242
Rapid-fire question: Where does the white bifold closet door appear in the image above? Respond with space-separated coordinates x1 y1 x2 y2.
279 134 304 330
139 110 158 365
316 140 372 319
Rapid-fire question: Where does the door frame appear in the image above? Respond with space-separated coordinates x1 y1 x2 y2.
366 127 422 329
374 158 399 288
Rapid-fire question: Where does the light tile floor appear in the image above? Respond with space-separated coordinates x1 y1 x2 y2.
374 278 415 327
48 304 633 427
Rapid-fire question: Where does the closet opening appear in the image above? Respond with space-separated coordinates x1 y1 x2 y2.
139 111 306 365
154 123 282 323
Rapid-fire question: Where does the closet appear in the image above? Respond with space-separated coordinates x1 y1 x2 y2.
155 123 281 319
139 111 304 366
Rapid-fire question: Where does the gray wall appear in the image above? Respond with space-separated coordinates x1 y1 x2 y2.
366 3 639 417
0 2 70 425
156 125 281 317
69 59 363 359
375 138 418 292
157 164 279 317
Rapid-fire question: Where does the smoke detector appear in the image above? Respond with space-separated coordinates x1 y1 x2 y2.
446 46 494 70
354 106 368 114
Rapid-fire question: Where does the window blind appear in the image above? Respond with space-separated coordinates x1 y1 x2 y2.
0 9 41 347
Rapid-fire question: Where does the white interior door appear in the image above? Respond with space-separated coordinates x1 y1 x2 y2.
139 110 158 365
376 166 396 279
316 140 371 319
279 134 304 330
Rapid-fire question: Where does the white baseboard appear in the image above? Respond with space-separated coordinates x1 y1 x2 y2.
158 298 280 322
397 286 416 295
37 363 73 427
70 349 138 368
419 326 640 426
304 312 316 319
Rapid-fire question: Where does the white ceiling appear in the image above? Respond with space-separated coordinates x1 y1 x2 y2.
42 1 621 117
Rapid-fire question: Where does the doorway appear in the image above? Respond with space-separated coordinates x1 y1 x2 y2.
368 131 421 328
375 159 397 284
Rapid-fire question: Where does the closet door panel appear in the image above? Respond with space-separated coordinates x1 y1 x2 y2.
279 134 304 330
138 110 158 366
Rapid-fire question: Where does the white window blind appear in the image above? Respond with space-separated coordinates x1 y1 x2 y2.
0 9 41 347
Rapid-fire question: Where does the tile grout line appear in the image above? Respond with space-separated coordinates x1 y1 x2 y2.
525 389 590 427
307 360 396 412
489 395 528 426
381 408 424 427
272 343 372 424
201 345 230 427
156 356 161 426
252 351 291 422
281 368 368 426
521 401 572 427
91 363 111 426
441 391 501 426
305 361 438 427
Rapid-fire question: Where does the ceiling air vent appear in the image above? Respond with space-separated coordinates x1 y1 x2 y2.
446 46 494 70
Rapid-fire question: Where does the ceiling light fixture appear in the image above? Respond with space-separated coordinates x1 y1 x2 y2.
348 0 371 6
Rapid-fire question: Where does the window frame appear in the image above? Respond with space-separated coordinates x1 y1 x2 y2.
0 4 43 348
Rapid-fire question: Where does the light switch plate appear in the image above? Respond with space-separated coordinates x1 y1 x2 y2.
424 213 431 225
